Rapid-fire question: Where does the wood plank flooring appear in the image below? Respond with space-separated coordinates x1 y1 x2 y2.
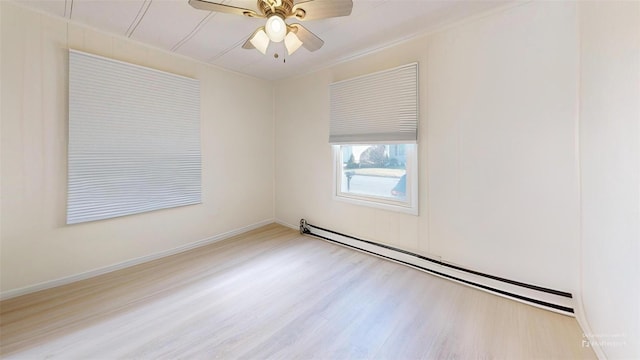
0 224 596 359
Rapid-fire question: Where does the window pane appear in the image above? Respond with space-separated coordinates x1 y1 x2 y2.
339 144 407 201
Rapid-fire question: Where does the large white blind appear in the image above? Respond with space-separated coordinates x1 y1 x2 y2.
68 50 201 225
329 63 418 144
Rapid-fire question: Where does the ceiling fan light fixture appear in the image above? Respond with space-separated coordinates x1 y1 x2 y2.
284 31 303 55
265 15 286 42
189 0 352 56
249 29 270 54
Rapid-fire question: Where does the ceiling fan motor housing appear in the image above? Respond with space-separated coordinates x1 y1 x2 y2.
258 0 293 18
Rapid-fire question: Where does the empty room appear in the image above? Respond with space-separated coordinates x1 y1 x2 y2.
1 0 638 358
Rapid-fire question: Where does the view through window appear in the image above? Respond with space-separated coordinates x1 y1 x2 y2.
337 144 410 203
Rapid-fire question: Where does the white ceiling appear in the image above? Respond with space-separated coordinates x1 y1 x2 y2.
16 0 509 80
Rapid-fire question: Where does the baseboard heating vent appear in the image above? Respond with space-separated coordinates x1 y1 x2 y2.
299 219 574 316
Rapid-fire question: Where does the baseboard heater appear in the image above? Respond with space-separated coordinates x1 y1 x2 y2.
299 219 574 316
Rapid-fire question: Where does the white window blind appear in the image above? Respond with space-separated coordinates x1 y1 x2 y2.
329 63 418 144
67 50 201 225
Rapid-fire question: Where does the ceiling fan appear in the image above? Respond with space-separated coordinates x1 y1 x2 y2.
188 0 353 55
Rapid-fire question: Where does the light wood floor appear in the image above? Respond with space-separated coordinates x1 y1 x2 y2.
0 224 595 359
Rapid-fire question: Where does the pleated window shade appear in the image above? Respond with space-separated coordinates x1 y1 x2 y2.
67 50 201 225
329 63 418 144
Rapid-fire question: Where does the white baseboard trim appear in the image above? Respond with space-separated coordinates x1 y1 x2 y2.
574 295 608 359
275 219 299 231
0 219 274 301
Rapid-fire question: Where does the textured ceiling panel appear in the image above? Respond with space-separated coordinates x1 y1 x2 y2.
175 11 263 62
12 0 511 80
70 0 146 35
129 0 211 50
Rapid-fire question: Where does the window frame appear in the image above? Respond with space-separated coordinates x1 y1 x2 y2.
332 144 419 215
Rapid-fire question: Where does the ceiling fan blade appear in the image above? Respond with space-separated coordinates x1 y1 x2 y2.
289 23 324 51
188 0 264 18
290 0 353 21
242 38 255 50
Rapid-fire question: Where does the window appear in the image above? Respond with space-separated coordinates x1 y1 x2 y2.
334 144 418 214
329 63 419 214
67 50 201 224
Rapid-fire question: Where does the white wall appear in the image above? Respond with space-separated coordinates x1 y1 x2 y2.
275 1 580 295
578 1 640 358
0 2 274 295
427 1 580 292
